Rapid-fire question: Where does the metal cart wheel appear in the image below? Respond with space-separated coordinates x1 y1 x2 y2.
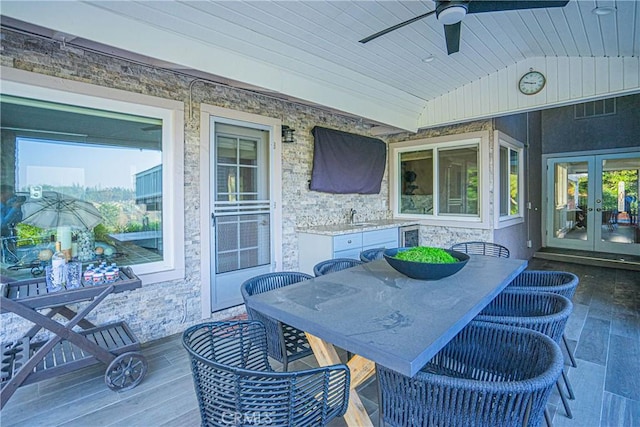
104 352 148 391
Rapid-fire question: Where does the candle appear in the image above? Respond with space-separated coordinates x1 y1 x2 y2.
57 226 72 250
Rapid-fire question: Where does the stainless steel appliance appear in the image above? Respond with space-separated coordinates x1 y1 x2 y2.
398 224 419 247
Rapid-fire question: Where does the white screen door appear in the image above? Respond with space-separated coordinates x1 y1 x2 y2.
210 121 273 310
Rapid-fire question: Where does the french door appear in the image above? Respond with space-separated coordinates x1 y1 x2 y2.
210 120 273 310
546 152 639 256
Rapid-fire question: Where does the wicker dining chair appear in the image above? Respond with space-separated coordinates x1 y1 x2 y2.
313 258 364 276
475 290 574 422
241 272 314 371
360 247 385 262
183 321 350 427
449 241 511 258
376 320 563 427
506 270 580 368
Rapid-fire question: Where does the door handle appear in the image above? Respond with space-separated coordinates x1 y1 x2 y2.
588 208 594 212
596 208 602 212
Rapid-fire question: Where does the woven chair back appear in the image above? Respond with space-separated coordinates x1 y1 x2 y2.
360 248 385 262
507 270 579 299
313 258 364 276
377 321 563 427
449 241 510 258
183 321 350 427
240 272 313 367
476 290 573 343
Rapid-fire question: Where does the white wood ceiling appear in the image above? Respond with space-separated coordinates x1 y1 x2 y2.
2 1 639 132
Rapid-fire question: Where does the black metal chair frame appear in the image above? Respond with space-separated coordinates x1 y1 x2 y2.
313 258 364 276
241 272 314 371
183 321 350 427
449 241 511 258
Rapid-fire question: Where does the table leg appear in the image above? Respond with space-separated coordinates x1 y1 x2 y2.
305 333 375 427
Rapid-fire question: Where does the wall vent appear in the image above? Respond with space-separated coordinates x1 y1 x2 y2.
574 98 616 119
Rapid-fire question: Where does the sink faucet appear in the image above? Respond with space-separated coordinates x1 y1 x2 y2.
349 208 357 224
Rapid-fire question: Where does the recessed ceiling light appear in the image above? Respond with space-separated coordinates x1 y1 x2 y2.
422 55 435 63
592 6 616 16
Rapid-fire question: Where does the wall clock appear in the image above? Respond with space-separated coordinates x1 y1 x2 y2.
518 70 546 95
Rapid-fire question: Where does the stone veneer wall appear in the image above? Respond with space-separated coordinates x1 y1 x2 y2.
0 29 391 342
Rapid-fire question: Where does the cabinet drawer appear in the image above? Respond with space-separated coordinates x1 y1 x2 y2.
334 248 362 260
363 228 398 247
362 240 397 252
333 233 362 252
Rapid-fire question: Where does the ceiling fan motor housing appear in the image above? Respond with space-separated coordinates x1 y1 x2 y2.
436 1 469 25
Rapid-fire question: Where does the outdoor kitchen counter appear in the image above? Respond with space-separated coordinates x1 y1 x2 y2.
297 219 419 236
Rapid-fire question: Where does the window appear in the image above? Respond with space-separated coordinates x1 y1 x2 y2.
392 132 489 225
574 98 615 119
1 69 184 283
438 147 478 216
495 132 524 227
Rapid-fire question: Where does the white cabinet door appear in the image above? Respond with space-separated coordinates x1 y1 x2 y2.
334 233 362 252
362 228 398 250
299 227 399 275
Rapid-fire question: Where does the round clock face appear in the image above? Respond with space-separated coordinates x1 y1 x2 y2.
518 71 546 95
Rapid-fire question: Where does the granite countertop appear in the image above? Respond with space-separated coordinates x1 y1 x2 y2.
297 219 419 236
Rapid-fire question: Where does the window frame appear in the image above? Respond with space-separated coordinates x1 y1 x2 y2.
1 66 185 284
390 131 490 228
494 131 525 229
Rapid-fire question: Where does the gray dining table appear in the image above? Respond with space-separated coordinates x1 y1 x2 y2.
247 255 528 426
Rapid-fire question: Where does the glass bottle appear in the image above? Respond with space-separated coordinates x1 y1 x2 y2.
50 241 67 291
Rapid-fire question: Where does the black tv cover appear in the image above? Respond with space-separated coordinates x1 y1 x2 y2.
310 126 387 194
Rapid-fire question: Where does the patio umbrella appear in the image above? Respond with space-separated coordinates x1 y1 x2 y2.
20 191 102 230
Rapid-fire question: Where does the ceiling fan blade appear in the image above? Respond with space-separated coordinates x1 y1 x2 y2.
359 10 436 43
444 22 461 55
467 1 569 14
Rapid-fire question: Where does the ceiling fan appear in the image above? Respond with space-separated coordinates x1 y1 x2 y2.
359 1 570 55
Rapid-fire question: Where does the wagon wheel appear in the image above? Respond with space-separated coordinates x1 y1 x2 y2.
105 352 147 391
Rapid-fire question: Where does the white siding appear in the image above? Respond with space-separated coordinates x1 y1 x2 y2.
418 57 640 129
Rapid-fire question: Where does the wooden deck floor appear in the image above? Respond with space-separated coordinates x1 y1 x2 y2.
1 258 638 426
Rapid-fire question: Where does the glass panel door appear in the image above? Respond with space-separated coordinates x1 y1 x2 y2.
210 121 272 310
546 153 640 256
547 158 594 250
595 154 640 255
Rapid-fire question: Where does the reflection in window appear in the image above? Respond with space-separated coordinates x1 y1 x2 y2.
438 147 478 215
216 135 260 202
400 150 433 215
499 145 521 217
1 94 163 278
